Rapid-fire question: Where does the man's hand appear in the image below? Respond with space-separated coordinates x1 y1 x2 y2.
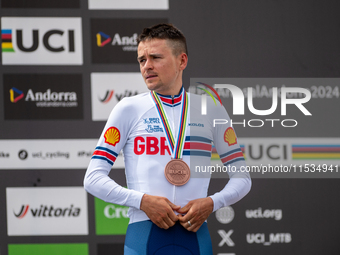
140 194 180 229
177 197 214 232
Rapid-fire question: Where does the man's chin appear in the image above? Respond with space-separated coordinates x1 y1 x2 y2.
146 83 161 92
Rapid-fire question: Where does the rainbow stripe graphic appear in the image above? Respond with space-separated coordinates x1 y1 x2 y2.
197 82 223 106
292 145 340 160
2 29 15 52
151 88 189 159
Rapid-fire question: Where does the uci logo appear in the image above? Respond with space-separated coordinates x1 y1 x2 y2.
1 17 83 65
13 29 75 53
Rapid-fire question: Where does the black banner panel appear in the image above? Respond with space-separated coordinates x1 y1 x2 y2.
91 18 168 64
1 1 340 255
3 74 83 120
1 0 80 8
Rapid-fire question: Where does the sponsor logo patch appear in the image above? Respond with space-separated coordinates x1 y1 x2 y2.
145 125 163 133
104 127 120 146
224 127 237 146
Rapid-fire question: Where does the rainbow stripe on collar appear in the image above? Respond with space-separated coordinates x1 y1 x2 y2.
150 89 189 159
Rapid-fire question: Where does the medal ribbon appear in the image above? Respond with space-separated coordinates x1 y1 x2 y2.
150 88 189 159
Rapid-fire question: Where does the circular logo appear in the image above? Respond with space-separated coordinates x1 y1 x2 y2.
104 127 120 147
164 159 190 186
18 150 28 160
216 206 235 224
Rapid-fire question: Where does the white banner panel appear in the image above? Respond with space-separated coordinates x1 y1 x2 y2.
213 137 340 165
6 187 88 236
91 72 149 121
1 138 338 170
0 139 124 169
1 17 83 65
209 138 340 178
88 0 168 10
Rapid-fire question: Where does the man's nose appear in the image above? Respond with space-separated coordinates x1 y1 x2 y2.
144 59 153 70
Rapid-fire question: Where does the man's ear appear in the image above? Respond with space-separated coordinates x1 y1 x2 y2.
179 53 188 71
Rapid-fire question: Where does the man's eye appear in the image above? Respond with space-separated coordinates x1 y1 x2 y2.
139 59 145 63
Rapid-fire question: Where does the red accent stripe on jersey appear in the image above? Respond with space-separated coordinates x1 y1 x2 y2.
93 150 117 162
158 94 182 105
184 142 212 151
220 152 244 164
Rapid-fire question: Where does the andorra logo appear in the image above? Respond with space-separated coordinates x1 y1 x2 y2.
96 32 111 47
104 127 121 147
99 90 114 103
224 127 237 146
10 87 24 103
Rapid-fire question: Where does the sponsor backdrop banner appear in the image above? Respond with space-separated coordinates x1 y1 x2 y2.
1 17 83 65
88 0 168 10
212 138 340 178
1 1 340 255
6 187 88 236
94 197 129 235
4 74 83 120
8 244 88 255
0 139 125 169
208 178 340 255
91 72 148 121
97 243 124 255
1 0 80 8
91 18 167 64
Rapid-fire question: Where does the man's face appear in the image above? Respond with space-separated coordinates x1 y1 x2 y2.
137 39 187 95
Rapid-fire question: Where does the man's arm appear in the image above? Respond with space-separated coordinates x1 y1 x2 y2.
178 98 251 232
84 96 182 226
208 101 251 212
84 164 144 209
83 97 144 209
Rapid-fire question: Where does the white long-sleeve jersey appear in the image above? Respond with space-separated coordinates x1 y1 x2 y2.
84 87 251 224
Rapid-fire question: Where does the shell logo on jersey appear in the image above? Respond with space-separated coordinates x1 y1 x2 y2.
224 127 237 146
104 127 120 146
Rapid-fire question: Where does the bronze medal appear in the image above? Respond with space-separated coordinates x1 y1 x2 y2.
150 90 190 186
164 159 190 186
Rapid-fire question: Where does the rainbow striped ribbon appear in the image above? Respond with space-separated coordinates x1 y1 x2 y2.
150 89 189 159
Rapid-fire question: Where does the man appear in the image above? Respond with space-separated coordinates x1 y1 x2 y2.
84 23 251 255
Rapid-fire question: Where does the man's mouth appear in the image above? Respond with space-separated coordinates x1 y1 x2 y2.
146 74 157 80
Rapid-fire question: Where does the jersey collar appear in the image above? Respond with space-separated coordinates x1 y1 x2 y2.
156 87 184 107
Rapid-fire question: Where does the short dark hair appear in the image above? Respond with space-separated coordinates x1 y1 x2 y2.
137 23 188 56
